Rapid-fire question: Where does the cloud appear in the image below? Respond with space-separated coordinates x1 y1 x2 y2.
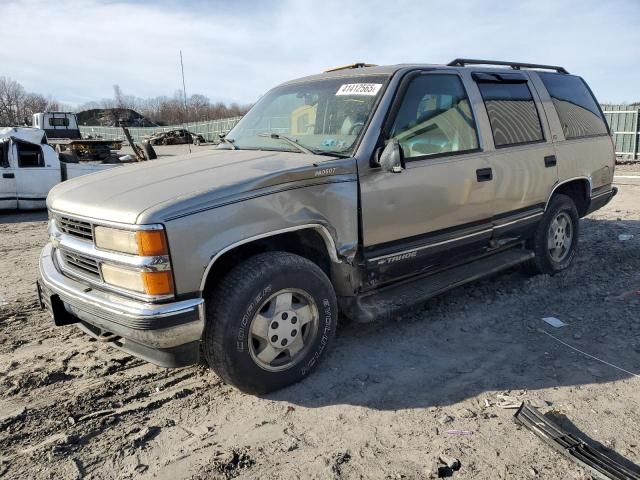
2 0 639 105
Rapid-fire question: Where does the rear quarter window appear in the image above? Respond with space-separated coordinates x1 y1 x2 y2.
538 73 608 139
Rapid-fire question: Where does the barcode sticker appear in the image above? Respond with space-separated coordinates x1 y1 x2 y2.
336 83 382 96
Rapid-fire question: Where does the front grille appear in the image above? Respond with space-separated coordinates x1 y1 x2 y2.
56 215 93 241
62 251 101 279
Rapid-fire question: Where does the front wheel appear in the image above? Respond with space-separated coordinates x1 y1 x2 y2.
202 252 337 394
525 193 579 275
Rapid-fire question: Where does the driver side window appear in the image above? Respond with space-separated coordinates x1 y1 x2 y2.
17 142 44 168
390 74 479 160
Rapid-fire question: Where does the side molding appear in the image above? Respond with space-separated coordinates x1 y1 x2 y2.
198 224 340 292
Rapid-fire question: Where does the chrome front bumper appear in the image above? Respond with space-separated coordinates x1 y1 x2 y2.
39 243 205 367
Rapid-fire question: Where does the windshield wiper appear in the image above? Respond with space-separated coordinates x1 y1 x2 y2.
312 150 351 158
258 132 314 155
218 136 237 150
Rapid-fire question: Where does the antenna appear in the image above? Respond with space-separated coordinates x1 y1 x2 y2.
180 50 191 154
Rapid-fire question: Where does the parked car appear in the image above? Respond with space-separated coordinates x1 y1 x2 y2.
148 129 205 146
0 127 125 210
38 59 616 394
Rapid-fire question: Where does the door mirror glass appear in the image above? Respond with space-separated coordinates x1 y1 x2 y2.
379 139 403 173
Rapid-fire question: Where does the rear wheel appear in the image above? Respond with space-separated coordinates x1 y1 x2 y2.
202 252 337 394
524 194 579 275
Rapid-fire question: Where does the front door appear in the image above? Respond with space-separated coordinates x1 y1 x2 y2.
359 72 495 287
14 141 59 209
0 140 17 209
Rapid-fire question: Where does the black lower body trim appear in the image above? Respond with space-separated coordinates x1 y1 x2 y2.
586 187 617 216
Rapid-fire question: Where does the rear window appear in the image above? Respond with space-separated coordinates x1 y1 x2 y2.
538 73 608 139
476 81 544 147
48 117 69 127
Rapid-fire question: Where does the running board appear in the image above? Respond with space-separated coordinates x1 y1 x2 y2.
342 248 533 322
515 402 640 480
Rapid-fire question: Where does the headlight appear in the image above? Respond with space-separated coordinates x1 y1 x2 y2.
101 263 174 296
94 226 168 256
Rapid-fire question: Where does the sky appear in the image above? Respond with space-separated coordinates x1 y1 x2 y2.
2 0 639 106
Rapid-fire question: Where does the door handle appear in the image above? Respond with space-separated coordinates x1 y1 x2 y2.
476 168 493 182
2 173 14 179
544 155 557 167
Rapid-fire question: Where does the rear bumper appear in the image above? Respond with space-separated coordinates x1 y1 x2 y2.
38 243 204 367
586 186 618 215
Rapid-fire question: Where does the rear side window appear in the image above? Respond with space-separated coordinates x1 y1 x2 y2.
476 81 544 147
389 74 479 159
538 73 608 139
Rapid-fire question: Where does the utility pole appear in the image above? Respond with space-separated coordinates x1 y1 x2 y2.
180 50 191 153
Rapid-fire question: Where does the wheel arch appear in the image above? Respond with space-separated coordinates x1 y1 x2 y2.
199 225 340 295
546 177 591 217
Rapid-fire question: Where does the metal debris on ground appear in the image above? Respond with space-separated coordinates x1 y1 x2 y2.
542 317 567 328
539 330 640 379
514 402 640 480
445 430 474 436
496 394 521 409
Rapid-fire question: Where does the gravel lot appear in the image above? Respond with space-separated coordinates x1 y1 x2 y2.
1 153 639 479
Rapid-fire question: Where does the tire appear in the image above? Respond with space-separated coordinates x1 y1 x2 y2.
524 193 579 275
202 252 337 394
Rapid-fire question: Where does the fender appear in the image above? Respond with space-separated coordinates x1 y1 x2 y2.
198 224 340 292
544 176 591 211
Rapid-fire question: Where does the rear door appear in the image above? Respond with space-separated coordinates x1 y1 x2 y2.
0 140 17 209
14 141 60 209
471 71 558 241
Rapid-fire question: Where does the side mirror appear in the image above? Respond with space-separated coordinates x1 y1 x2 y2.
378 139 404 173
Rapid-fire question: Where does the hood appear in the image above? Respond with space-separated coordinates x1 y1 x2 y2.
48 148 354 224
0 127 46 144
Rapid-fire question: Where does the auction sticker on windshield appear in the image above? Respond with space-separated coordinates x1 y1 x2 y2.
336 83 382 96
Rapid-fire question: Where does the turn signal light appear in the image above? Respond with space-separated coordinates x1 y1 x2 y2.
137 230 169 256
142 271 174 296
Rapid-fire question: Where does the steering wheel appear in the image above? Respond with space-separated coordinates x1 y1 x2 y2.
349 122 365 135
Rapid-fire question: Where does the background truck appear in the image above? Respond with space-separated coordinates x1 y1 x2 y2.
0 127 124 210
32 112 122 161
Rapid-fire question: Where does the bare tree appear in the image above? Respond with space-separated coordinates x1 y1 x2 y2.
0 77 65 126
0 77 26 125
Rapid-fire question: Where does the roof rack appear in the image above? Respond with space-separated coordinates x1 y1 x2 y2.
447 58 569 74
324 62 378 73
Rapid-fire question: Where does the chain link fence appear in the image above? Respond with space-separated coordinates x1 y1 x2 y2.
79 117 242 143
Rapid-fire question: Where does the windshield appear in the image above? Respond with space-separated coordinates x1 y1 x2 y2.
220 75 388 156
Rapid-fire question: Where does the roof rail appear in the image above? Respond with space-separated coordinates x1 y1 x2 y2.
447 58 569 74
324 62 378 73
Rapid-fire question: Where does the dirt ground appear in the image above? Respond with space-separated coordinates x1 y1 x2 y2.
1 155 639 479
